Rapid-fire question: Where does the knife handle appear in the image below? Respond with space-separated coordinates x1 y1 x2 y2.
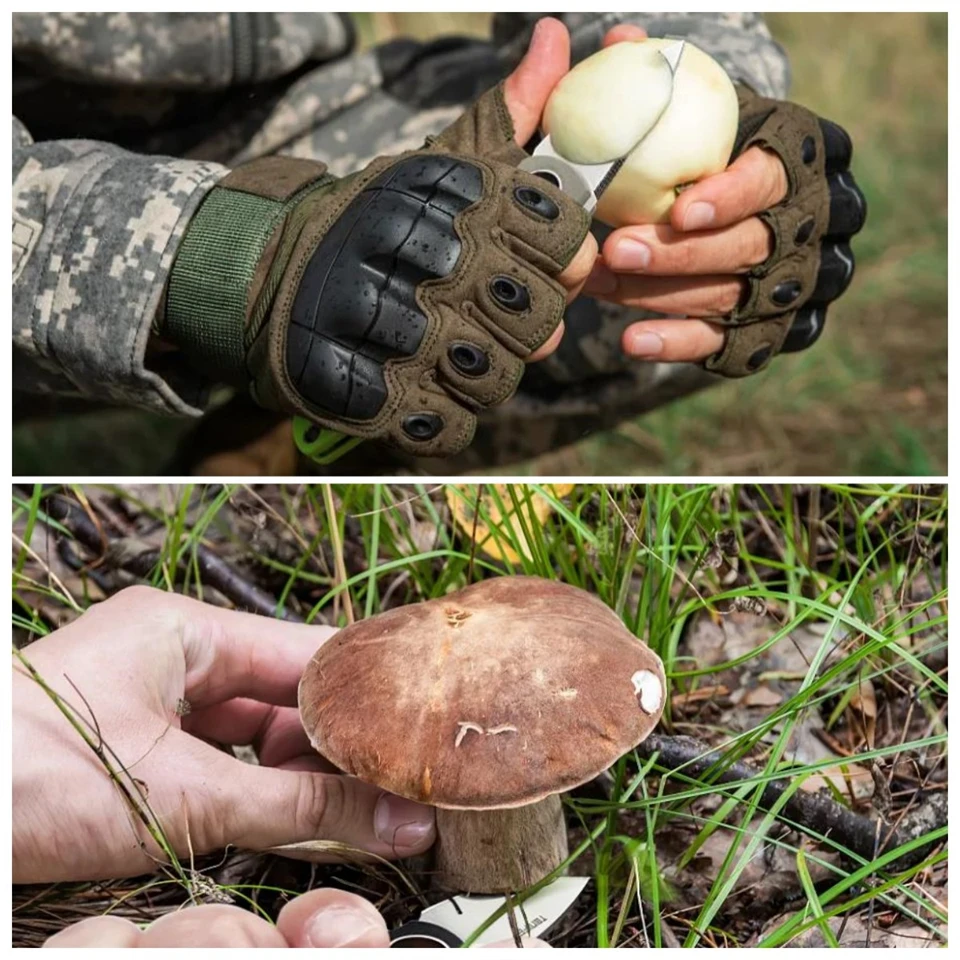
390 920 462 948
517 156 598 214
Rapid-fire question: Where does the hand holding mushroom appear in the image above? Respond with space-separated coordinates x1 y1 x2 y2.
12 588 436 883
542 20 866 375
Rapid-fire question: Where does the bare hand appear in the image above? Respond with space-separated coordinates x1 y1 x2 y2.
14 587 435 883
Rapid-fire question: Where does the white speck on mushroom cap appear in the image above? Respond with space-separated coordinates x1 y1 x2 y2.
631 669 662 715
454 721 519 748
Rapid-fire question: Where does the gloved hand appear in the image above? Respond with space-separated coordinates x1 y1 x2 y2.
585 24 867 377
162 70 593 457
702 85 867 376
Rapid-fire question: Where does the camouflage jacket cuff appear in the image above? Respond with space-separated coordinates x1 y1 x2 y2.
13 131 228 416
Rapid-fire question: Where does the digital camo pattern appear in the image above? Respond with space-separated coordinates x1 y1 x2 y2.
13 12 791 461
230 49 388 166
13 126 225 413
12 12 352 87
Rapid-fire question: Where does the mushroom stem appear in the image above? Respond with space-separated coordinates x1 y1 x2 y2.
433 794 568 894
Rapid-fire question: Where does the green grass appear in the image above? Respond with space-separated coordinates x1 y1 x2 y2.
11 13 946 476
12 483 948 946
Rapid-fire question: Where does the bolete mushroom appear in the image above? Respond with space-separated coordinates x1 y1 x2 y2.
298 576 665 894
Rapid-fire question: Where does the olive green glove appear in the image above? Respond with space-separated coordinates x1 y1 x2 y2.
162 84 591 457
706 85 867 377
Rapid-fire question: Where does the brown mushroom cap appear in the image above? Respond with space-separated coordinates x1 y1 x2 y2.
299 576 665 810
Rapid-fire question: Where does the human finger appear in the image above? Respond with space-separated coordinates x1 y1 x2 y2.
183 699 335 771
603 218 772 276
139 905 287 947
187 748 436 860
601 23 648 48
586 272 744 317
527 320 566 362
621 318 726 362
175 596 337 709
671 146 789 232
503 17 571 145
557 232 600 301
277 888 391 948
42 916 142 947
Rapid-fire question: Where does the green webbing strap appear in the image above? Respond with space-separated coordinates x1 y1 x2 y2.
165 188 288 384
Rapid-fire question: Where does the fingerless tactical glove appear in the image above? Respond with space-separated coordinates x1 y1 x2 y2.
163 84 590 457
706 85 867 377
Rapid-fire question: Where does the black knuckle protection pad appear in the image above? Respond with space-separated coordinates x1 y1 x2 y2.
276 150 588 456
707 86 867 376
781 304 828 354
167 86 589 460
286 155 481 421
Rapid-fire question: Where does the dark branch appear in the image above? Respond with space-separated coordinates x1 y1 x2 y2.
637 733 947 871
34 490 302 622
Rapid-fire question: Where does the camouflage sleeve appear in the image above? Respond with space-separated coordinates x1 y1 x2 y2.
13 121 227 415
495 12 790 99
12 13 355 89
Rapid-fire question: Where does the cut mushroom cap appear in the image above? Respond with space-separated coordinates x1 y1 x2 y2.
298 576 666 811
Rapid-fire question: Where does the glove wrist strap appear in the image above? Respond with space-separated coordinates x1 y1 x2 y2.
164 157 334 385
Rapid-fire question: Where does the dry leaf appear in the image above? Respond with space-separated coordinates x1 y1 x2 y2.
446 484 574 563
741 684 783 708
669 818 838 907
672 685 730 707
799 762 875 801
758 911 942 948
196 420 298 476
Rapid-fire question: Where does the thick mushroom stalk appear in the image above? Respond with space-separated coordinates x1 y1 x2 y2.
298 576 666 895
434 796 567 894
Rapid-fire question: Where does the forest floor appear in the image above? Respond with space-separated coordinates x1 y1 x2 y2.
12 483 947 947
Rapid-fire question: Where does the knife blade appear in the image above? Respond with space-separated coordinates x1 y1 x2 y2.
389 876 590 947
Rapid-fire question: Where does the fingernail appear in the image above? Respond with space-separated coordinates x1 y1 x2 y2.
584 262 618 295
374 794 435 850
682 201 715 231
304 904 386 948
609 238 651 271
625 331 664 358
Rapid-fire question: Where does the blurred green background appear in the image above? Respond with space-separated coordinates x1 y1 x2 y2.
13 13 946 476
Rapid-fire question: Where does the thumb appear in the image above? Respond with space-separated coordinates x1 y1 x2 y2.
197 753 436 861
601 23 649 48
502 17 571 145
278 889 391 948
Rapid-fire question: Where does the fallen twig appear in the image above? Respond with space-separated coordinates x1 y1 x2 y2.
637 734 947 872
31 490 302 622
